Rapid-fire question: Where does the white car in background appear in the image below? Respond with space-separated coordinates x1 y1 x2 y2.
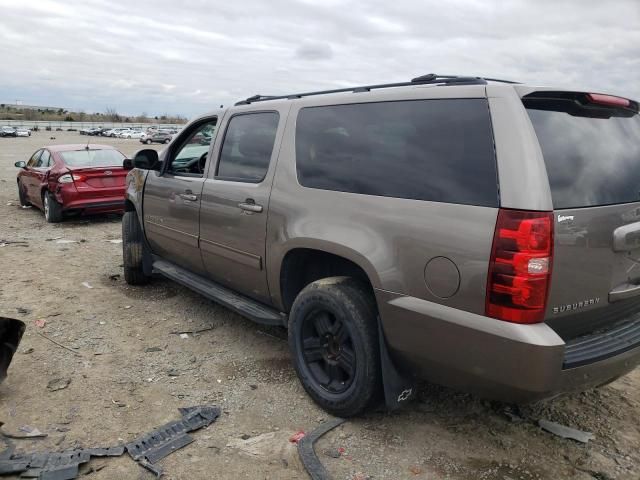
118 129 144 139
15 127 31 137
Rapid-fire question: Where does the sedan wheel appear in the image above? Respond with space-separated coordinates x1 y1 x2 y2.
43 191 63 223
17 181 31 207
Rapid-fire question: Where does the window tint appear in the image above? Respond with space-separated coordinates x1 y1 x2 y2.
60 149 125 167
168 119 216 176
216 112 279 183
295 99 498 206
526 105 640 209
39 150 51 167
28 150 42 167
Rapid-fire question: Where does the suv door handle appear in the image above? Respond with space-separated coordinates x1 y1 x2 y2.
179 192 198 202
238 201 263 213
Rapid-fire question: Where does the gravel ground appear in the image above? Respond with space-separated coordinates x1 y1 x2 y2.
0 132 639 480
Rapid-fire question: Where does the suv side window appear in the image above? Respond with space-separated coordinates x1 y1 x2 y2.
295 99 499 207
167 119 217 177
28 150 42 167
39 150 51 167
216 112 279 183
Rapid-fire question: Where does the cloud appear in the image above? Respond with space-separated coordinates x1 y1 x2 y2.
295 42 333 60
0 0 637 117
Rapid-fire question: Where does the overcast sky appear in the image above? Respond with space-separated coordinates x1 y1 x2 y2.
0 0 638 117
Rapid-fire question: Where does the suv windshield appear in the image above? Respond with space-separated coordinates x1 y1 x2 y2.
60 149 125 167
525 96 640 209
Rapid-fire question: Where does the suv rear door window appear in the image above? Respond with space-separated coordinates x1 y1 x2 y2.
525 95 640 209
295 99 498 207
216 112 279 183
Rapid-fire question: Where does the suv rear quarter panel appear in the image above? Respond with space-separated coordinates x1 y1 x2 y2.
267 86 499 326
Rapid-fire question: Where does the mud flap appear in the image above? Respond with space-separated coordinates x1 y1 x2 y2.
0 317 25 383
378 321 416 410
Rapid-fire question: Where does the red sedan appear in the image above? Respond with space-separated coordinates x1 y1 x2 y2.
15 144 127 223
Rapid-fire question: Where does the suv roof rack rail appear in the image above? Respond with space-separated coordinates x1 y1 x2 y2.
234 73 520 106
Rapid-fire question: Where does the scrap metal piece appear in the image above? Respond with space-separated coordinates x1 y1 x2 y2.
297 418 346 480
0 317 26 383
0 405 220 479
538 419 595 443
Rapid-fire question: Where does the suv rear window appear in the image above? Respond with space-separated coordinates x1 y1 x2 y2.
525 97 640 209
295 99 499 207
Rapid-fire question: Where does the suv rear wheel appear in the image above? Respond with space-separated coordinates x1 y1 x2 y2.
122 211 151 285
288 277 381 417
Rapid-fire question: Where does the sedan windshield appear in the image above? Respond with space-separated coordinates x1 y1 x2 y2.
59 149 125 167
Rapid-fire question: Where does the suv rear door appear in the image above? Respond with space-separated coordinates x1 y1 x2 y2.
523 91 640 340
143 116 218 275
199 107 288 304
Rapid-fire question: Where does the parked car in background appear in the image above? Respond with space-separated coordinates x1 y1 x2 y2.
104 128 128 137
119 129 144 139
140 131 172 144
15 144 127 222
1 126 17 137
15 127 31 137
123 74 640 417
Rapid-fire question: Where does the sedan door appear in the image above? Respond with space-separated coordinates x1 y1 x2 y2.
200 108 288 304
22 149 43 206
143 116 218 275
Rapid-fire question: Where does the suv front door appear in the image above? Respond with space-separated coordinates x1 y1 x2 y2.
143 117 217 275
200 108 287 304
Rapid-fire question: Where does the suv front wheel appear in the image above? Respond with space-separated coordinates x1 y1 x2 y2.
288 277 381 417
122 211 151 285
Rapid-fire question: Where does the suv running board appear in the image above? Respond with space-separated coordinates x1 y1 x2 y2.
152 259 287 327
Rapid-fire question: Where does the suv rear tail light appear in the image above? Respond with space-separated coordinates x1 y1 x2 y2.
486 209 553 324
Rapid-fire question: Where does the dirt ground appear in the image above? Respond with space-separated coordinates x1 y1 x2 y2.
0 131 639 480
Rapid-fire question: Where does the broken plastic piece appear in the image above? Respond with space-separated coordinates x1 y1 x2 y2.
0 405 220 479
538 419 595 443
289 431 305 443
298 418 346 480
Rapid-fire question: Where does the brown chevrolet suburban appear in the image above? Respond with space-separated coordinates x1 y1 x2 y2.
122 74 640 417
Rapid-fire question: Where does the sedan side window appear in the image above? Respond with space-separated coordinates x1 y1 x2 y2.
27 150 42 167
216 112 279 183
39 150 51 167
167 120 217 177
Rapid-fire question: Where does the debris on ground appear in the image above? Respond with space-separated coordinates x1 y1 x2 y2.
35 332 81 357
538 419 595 443
0 425 47 439
0 240 28 248
34 318 47 328
81 282 93 289
289 431 305 444
0 317 25 383
0 405 220 479
322 447 344 459
47 378 71 392
170 327 214 335
15 307 30 315
298 418 346 480
226 430 301 467
106 239 122 244
55 239 78 244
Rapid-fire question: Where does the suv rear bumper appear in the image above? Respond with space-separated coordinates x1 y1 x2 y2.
376 290 640 403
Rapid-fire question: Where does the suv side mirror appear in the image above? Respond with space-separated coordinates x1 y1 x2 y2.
122 158 134 170
132 149 160 171
14 161 26 168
